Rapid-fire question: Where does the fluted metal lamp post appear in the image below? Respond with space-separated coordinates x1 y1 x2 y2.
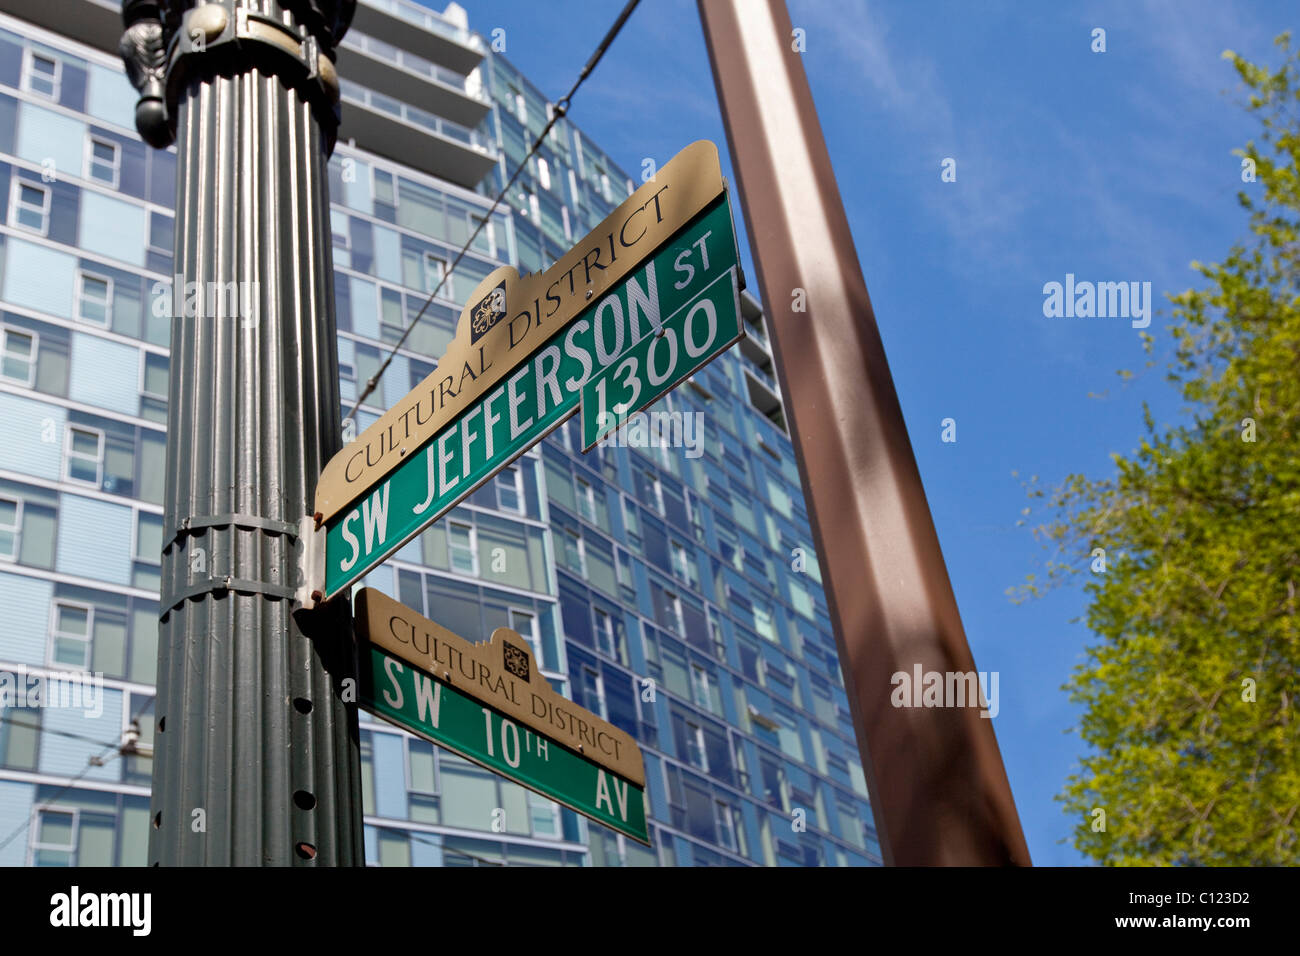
119 0 363 865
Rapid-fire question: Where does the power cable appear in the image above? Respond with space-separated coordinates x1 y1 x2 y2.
344 0 643 423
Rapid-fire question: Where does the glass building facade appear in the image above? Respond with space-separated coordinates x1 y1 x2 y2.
0 0 880 867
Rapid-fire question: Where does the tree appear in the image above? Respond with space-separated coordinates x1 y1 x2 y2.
1015 34 1300 865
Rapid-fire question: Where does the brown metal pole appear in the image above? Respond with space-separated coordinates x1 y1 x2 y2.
698 0 1030 866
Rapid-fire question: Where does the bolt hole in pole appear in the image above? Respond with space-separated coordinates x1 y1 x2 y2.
295 842 317 861
152 812 162 829
158 716 165 732
293 790 317 811
293 697 313 715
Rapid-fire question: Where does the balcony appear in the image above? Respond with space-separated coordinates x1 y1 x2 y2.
337 28 491 129
338 78 498 189
745 367 787 433
739 346 778 395
352 0 486 76
738 290 773 375
0 0 121 57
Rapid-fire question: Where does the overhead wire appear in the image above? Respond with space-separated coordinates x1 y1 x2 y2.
344 0 643 424
0 683 157 857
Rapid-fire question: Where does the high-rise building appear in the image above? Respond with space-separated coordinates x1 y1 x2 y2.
0 0 880 867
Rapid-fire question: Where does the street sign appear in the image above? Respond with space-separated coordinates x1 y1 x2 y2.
581 265 742 449
312 141 744 599
354 588 649 844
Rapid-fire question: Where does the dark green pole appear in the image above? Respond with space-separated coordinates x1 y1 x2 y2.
119 0 363 865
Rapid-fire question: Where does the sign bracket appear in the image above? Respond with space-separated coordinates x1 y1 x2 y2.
296 514 326 608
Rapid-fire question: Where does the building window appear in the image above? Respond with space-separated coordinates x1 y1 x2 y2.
447 520 477 575
0 496 20 560
121 694 155 787
50 601 93 669
134 510 164 563
494 466 523 514
141 352 168 400
754 602 777 643
76 272 113 327
0 491 54 569
359 733 376 818
64 426 104 487
470 213 496 258
85 136 121 188
621 496 641 547
690 663 713 713
737 640 761 685
637 467 664 515
760 757 786 811
614 547 633 588
407 739 438 828
0 704 39 770
717 528 742 571
332 222 350 252
374 289 402 344
574 476 596 523
407 739 438 793
528 793 560 839
508 608 537 657
29 805 115 867
593 607 615 658
9 180 51 235
30 808 76 866
715 800 740 853
685 720 708 772
148 212 173 257
555 414 573 453
560 526 586 576
640 620 660 672
423 252 446 295
579 665 606 720
536 157 551 191
1 327 37 386
656 586 684 635
373 168 397 208
22 49 60 100
670 540 696 587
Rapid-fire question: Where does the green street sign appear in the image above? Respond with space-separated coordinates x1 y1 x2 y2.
319 190 741 598
580 266 742 449
355 588 649 844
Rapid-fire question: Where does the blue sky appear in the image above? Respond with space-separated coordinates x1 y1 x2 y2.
431 0 1296 865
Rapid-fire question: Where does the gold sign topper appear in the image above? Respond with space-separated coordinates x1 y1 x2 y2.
355 588 646 786
315 140 726 523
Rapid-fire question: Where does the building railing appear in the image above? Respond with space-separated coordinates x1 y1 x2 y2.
342 28 490 103
358 0 484 51
340 79 498 156
740 353 779 392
